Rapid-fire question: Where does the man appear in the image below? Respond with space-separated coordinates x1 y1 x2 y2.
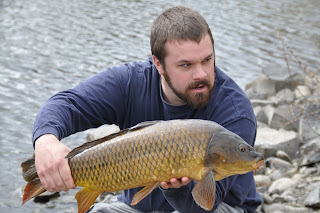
33 6 261 213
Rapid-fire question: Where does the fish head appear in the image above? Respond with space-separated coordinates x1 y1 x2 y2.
206 129 264 180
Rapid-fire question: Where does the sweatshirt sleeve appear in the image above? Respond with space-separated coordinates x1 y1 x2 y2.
32 65 129 146
162 118 257 213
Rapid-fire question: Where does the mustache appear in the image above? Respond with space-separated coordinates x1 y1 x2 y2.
187 79 210 90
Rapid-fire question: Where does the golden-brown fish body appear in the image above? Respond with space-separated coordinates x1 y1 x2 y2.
69 119 213 192
21 119 264 213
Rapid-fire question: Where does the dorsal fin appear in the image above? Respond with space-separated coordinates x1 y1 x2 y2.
129 120 161 132
65 129 128 159
65 120 161 159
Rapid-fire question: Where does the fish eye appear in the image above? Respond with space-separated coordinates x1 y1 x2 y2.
239 145 246 152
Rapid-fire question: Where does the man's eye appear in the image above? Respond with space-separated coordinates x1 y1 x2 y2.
181 64 190 67
204 57 211 63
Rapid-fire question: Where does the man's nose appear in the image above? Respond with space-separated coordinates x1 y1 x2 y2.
193 64 207 80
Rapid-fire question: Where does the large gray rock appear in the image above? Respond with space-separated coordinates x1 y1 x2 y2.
275 88 295 105
245 74 276 99
254 106 269 124
304 182 320 208
294 85 311 99
269 105 299 131
255 126 299 158
268 177 298 195
262 64 305 92
299 137 320 166
254 105 275 126
270 158 294 171
87 124 120 141
299 102 320 142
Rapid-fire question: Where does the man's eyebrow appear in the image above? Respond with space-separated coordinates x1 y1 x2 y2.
176 59 192 64
204 52 214 59
176 52 214 64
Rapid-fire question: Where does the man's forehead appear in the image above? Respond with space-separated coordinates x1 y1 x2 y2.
164 35 214 62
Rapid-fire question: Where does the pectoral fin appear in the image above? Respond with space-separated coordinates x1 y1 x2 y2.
191 171 216 211
131 182 160 206
75 187 101 213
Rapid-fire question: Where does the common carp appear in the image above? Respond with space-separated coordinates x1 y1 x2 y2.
21 119 264 213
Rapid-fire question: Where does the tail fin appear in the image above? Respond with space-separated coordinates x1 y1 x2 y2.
21 157 47 205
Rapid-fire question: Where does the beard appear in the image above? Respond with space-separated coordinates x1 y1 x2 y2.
162 71 214 109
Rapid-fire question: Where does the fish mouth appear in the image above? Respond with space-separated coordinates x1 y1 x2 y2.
252 159 264 173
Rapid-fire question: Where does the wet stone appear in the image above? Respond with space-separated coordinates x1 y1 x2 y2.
299 103 320 142
305 182 320 208
254 175 272 188
275 88 295 104
245 74 276 99
294 85 311 99
87 124 120 141
269 105 299 131
276 150 292 162
254 106 269 124
270 158 294 171
299 137 320 166
263 203 313 213
268 169 284 181
299 166 318 176
268 177 297 195
34 192 60 203
255 126 298 158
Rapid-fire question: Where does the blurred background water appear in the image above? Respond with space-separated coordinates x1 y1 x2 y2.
0 0 319 212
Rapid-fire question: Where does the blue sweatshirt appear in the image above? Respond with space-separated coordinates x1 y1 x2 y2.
33 57 261 213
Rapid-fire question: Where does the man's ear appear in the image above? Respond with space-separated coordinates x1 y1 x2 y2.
152 55 164 75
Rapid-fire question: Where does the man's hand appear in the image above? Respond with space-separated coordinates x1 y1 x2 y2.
160 177 192 189
34 134 76 192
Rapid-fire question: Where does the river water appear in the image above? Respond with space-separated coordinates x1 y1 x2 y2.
0 0 319 212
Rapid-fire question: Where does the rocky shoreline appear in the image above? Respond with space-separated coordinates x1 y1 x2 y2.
245 65 320 213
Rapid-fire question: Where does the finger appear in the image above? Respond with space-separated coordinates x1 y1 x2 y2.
160 181 170 189
170 178 182 188
181 177 191 185
59 159 76 190
38 171 50 191
37 165 57 192
50 165 68 192
45 169 59 192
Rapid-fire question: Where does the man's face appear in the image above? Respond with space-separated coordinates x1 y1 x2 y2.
154 34 215 109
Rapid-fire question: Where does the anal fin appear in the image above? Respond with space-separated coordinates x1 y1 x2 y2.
131 182 160 206
75 187 101 213
191 171 216 211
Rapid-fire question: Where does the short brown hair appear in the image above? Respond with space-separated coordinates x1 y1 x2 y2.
150 6 214 65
